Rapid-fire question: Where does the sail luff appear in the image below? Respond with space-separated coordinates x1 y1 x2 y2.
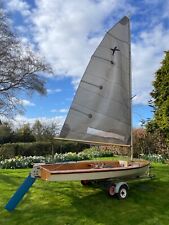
128 16 133 160
60 16 131 146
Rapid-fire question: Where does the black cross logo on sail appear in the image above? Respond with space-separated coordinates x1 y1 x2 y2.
111 46 120 55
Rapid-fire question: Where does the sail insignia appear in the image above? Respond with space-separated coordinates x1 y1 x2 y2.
111 46 120 55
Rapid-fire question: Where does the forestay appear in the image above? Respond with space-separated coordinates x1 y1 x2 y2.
60 16 131 145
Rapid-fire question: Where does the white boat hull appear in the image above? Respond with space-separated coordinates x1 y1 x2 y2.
39 160 150 182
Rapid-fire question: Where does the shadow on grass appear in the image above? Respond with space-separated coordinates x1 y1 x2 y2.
0 174 19 186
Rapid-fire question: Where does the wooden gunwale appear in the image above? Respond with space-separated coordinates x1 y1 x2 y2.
39 160 150 175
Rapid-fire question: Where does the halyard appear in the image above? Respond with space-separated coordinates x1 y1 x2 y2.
0 162 169 225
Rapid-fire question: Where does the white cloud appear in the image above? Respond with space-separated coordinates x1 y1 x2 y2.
59 108 68 113
28 0 169 105
47 88 62 94
51 108 68 113
132 92 150 105
19 99 35 107
71 77 81 90
13 114 64 128
132 25 169 105
29 0 133 79
9 98 35 107
5 0 31 16
4 0 169 106
0 114 65 130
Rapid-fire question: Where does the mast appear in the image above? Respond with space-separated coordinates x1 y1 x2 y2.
128 16 133 161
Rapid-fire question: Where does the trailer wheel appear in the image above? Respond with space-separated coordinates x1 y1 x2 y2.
116 184 128 200
107 184 116 197
81 180 90 186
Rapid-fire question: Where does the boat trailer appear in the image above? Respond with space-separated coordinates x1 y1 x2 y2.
5 163 154 212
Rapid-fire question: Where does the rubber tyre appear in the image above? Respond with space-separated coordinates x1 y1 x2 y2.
116 184 128 200
81 180 90 186
107 184 116 197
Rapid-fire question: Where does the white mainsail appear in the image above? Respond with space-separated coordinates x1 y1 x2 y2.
60 16 131 146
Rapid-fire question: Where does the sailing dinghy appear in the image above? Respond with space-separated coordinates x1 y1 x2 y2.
5 16 150 211
41 15 149 181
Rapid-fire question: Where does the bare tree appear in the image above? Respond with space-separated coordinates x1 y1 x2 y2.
32 120 60 141
32 120 60 159
32 120 44 141
0 9 52 117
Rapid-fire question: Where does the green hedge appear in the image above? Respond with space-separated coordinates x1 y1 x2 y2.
0 141 89 159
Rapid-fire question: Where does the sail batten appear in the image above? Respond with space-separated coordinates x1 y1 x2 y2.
70 106 131 127
60 16 131 145
107 32 129 45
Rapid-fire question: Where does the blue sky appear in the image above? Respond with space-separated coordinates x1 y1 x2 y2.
2 0 169 128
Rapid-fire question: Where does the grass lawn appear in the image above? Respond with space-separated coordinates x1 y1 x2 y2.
0 160 169 225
